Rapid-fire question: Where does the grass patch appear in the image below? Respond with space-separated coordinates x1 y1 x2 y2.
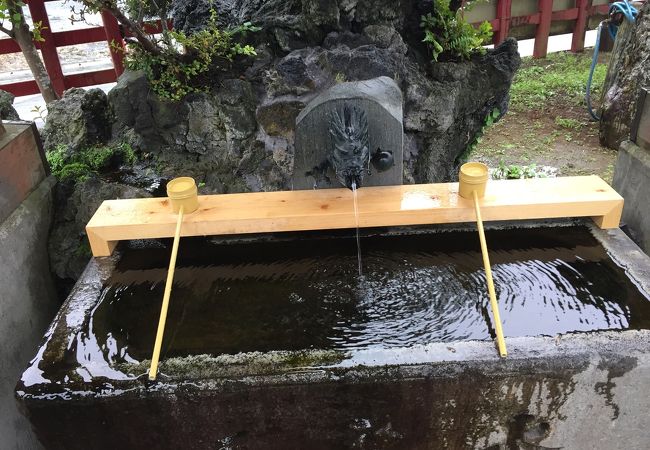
554 116 583 129
510 52 606 111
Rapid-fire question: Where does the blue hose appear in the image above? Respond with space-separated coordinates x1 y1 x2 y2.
586 1 639 121
608 0 639 39
587 22 604 121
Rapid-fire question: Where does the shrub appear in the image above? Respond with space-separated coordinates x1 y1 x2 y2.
124 10 259 101
420 0 493 62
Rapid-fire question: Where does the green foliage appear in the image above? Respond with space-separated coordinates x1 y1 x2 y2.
420 0 492 62
0 0 25 23
57 162 92 182
125 10 259 101
0 0 46 40
46 143 138 182
511 51 607 110
492 162 546 180
554 116 583 129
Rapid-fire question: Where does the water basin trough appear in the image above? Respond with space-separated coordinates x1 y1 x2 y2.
16 219 650 449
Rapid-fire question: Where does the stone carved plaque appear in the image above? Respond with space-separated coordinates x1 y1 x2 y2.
293 76 403 189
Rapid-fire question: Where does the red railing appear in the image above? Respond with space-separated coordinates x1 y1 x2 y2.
0 0 170 97
0 0 620 98
479 0 613 57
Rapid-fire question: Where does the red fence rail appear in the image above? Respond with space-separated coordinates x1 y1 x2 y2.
0 0 622 98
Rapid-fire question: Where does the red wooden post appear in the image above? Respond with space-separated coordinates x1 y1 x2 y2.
26 0 66 96
571 0 591 52
533 0 554 58
101 10 125 77
494 0 512 46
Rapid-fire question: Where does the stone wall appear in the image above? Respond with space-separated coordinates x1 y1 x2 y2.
613 140 650 254
0 177 59 450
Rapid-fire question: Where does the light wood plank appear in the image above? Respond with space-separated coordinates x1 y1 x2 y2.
86 176 623 257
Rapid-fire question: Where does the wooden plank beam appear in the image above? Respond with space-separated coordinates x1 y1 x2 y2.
86 176 624 257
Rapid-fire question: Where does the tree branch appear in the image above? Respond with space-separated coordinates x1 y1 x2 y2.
103 4 163 56
0 22 15 38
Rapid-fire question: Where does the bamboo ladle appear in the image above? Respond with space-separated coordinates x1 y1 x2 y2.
148 177 199 380
459 162 507 357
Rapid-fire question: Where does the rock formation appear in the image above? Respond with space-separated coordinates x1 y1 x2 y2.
600 2 650 149
0 89 20 120
41 0 521 283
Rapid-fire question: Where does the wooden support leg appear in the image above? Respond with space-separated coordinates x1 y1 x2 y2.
592 201 624 229
86 229 117 257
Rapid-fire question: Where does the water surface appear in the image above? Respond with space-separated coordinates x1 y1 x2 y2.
86 226 650 364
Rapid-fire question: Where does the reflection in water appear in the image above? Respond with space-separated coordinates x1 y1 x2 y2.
80 227 650 367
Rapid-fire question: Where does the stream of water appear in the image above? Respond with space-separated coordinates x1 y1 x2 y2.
351 182 363 277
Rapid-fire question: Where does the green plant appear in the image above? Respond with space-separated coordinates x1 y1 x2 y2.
493 162 545 180
420 0 492 61
334 72 347 83
554 116 583 129
57 162 92 182
46 143 138 182
125 9 259 101
30 104 47 122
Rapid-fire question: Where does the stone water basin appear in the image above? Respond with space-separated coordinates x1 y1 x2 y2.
16 220 650 449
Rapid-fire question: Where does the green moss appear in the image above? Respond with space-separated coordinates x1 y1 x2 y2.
57 162 92 182
280 350 345 368
46 142 140 184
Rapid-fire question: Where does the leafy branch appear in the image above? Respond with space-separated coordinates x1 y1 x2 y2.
420 0 493 62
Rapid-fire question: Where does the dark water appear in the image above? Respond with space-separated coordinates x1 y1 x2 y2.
84 226 650 364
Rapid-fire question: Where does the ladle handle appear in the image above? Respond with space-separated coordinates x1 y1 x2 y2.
149 205 185 380
472 191 508 358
